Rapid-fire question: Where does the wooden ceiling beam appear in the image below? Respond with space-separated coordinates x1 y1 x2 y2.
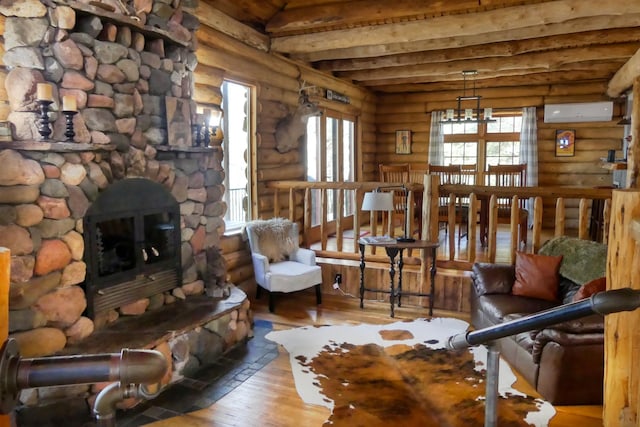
270 1 640 55
314 29 640 72
336 45 636 82
285 14 640 62
608 49 640 97
266 0 542 34
358 63 623 88
197 1 270 52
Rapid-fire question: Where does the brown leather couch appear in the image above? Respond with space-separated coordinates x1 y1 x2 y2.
470 262 604 405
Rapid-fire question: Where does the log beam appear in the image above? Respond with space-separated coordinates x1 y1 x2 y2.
196 1 269 52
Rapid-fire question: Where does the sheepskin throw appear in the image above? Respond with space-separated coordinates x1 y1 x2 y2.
539 236 607 285
248 218 297 262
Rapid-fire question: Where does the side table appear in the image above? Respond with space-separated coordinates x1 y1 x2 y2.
358 238 439 317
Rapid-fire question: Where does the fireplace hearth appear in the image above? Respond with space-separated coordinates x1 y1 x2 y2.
84 178 182 318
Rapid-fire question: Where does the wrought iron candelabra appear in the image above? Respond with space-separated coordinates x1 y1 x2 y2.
37 99 53 140
63 110 77 142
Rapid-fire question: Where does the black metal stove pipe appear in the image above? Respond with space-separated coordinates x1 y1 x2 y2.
14 348 167 390
0 340 167 416
448 288 640 350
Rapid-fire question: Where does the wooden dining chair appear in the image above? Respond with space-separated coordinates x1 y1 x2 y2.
486 164 528 245
378 163 410 236
428 164 467 241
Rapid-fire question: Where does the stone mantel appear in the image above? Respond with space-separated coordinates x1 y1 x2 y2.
1 141 117 152
53 0 191 47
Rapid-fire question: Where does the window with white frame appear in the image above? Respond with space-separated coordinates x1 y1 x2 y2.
221 80 254 232
442 112 522 183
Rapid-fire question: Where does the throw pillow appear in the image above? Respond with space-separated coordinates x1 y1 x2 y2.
512 252 563 302
573 276 606 302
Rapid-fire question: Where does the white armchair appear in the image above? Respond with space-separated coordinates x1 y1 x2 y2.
245 218 322 312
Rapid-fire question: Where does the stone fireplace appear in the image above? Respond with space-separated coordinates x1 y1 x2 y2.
83 177 182 318
0 0 253 419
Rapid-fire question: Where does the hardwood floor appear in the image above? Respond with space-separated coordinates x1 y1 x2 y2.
147 292 603 427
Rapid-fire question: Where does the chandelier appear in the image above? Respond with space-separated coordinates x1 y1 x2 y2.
440 70 496 124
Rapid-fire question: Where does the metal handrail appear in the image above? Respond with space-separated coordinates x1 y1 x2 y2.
446 288 640 427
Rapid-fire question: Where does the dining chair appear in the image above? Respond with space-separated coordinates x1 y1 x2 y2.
486 164 528 245
428 164 467 241
378 163 411 236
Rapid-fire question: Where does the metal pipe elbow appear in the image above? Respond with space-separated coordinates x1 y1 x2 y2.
118 349 167 385
93 382 127 423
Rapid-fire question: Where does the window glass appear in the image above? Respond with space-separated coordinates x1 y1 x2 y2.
221 81 252 231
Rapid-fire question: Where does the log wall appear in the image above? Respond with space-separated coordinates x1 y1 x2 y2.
376 83 625 226
193 23 377 295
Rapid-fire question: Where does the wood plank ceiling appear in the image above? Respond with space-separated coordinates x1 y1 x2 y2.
202 0 640 96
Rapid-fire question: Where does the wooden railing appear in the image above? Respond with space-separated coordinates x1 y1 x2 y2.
433 177 613 264
266 181 423 262
266 177 613 268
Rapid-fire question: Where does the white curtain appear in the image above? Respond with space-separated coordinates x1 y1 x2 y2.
428 111 444 165
519 107 537 226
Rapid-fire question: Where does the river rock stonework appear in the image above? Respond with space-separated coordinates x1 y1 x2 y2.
1 0 253 417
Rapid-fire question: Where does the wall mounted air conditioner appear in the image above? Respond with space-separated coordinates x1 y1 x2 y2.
543 101 613 123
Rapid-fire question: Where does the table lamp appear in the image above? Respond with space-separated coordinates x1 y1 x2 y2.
362 187 415 242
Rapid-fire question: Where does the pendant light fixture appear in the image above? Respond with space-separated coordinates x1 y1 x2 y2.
441 70 496 124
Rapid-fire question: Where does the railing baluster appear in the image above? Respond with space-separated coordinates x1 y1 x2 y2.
578 198 589 240
532 196 543 253
555 198 565 237
488 195 498 263
448 193 456 260
468 193 477 263
510 195 519 264
336 188 344 252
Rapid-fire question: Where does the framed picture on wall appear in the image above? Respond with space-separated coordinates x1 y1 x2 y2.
395 130 412 154
555 129 575 157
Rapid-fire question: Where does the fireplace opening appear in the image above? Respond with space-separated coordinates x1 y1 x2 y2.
84 178 182 318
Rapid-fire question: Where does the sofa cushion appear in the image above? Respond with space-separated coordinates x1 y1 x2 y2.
476 294 558 325
512 252 563 301
471 263 515 296
539 236 607 285
573 276 607 301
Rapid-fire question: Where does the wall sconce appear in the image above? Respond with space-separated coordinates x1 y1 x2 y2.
361 186 415 242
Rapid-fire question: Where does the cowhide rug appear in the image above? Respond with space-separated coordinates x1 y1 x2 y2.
266 317 555 427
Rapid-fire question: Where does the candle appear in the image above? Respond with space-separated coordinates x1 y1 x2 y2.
37 83 53 101
62 95 77 112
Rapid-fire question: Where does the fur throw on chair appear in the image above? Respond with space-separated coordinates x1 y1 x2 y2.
246 218 297 262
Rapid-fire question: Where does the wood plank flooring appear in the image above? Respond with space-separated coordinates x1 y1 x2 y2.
147 292 603 427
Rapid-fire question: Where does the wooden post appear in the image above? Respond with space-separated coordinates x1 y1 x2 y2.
0 247 10 427
604 189 640 427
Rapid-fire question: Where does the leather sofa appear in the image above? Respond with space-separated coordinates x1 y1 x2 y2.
469 237 607 405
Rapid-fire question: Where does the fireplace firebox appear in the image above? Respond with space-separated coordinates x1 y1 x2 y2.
83 178 182 318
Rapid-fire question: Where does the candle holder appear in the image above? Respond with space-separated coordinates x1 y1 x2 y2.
37 100 53 140
63 110 77 142
203 125 210 147
192 123 202 147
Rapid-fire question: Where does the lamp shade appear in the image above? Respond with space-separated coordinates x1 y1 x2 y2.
362 191 393 211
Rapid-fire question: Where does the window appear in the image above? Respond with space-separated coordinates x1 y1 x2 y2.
221 81 254 232
442 113 521 183
306 110 356 226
